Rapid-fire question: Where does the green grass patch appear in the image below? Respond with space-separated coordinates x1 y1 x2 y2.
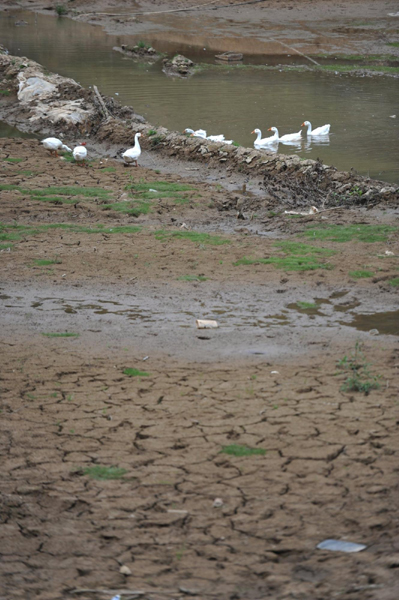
33 258 62 266
319 64 399 74
221 444 266 457
32 195 77 204
349 270 374 279
0 222 141 244
104 200 151 216
99 166 116 173
337 342 381 395
233 255 332 271
42 332 79 338
150 135 165 147
55 4 67 16
0 89 10 96
123 368 150 377
178 274 208 282
387 42 399 47
33 186 111 199
81 465 127 480
276 241 335 256
3 157 23 163
148 129 157 136
389 277 399 287
127 180 195 194
303 224 396 243
125 180 195 204
0 183 111 200
234 241 334 271
296 301 319 310
155 230 230 246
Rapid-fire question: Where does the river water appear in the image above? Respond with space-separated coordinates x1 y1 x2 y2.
1 10 399 183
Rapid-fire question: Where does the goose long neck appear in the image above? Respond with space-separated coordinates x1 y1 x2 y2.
306 122 312 134
256 130 262 141
134 133 140 148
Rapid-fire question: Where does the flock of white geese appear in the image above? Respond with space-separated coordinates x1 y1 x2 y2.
41 120 330 167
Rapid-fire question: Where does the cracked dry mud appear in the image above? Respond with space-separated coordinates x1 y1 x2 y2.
1 139 399 600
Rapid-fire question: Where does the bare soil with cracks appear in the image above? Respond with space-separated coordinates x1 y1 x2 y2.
1 138 399 600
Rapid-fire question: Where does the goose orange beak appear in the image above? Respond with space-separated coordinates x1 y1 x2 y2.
301 122 305 127
268 127 272 131
251 130 255 134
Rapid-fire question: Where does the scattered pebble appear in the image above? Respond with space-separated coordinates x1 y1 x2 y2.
119 565 132 575
213 498 224 507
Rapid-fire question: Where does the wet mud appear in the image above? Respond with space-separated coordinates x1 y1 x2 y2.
1 138 399 599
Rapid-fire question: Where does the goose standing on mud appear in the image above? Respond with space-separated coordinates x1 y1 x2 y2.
73 142 87 165
41 137 72 157
122 133 142 167
268 126 302 143
302 121 330 136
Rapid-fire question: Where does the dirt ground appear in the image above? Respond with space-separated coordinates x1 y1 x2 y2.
2 0 399 59
1 138 399 600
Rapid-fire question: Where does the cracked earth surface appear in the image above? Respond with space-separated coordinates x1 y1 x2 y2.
1 139 399 600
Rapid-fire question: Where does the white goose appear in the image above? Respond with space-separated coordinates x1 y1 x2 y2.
122 133 142 167
184 128 207 138
268 126 302 143
42 137 72 156
184 128 233 144
73 142 87 165
302 120 330 136
252 128 278 149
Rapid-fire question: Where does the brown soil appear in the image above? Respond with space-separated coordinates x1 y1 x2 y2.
1 138 399 600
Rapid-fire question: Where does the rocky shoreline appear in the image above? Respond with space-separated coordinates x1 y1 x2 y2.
0 52 398 208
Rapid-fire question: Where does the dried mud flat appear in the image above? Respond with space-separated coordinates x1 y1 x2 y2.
1 139 399 600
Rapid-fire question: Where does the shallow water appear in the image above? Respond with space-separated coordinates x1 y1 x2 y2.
1 10 399 183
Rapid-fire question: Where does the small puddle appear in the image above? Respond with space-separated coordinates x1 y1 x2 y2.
341 310 399 336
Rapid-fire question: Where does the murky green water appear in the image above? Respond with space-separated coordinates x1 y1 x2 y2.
1 10 399 183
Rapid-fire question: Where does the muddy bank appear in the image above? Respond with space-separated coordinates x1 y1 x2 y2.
3 0 399 62
0 52 398 208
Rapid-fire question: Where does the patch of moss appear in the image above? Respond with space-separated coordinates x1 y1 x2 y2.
389 277 399 287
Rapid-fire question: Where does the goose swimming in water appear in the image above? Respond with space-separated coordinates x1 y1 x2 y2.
302 121 330 136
